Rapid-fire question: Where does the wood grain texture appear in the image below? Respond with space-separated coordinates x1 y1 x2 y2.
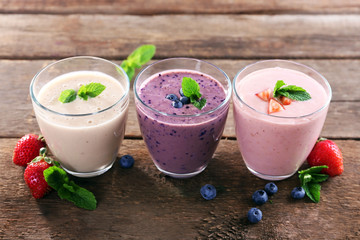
1 138 359 239
1 0 360 14
1 14 360 59
0 59 359 139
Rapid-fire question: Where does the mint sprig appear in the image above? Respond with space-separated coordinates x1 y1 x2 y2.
181 77 207 110
298 165 329 203
273 80 311 101
44 166 97 210
58 82 106 103
120 44 156 81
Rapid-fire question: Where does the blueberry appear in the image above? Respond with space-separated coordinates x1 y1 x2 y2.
264 182 278 196
172 100 183 108
247 208 262 224
180 96 190 105
200 184 217 200
252 190 268 205
166 94 179 101
179 88 185 96
119 155 134 169
291 187 305 199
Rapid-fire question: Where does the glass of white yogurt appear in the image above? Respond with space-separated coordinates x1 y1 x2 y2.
30 56 130 177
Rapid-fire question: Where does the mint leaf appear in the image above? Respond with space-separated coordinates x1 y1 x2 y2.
58 89 77 103
274 80 286 93
308 183 321 203
44 166 69 191
85 83 106 97
182 77 202 99
78 83 106 101
127 45 156 65
277 89 311 101
302 173 312 185
302 184 316 202
58 181 97 211
121 44 156 81
119 63 135 81
43 166 97 210
310 173 329 183
182 77 207 110
273 80 311 101
192 98 207 110
298 165 328 175
298 165 329 203
77 86 88 100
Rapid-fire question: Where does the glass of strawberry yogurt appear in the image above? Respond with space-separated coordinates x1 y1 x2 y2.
233 60 332 180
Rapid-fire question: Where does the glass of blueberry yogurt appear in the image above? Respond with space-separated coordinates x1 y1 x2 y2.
134 58 232 178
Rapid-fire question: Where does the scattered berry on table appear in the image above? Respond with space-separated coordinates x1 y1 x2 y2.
247 208 262 223
200 184 217 200
252 190 268 205
24 156 53 199
180 96 190 105
13 134 46 167
165 94 179 101
307 138 344 177
119 155 134 169
172 100 183 108
291 187 305 199
264 182 278 196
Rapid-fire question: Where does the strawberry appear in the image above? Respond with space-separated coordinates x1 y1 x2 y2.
13 134 45 167
279 96 292 105
24 149 54 199
268 98 285 114
307 138 344 177
255 88 271 102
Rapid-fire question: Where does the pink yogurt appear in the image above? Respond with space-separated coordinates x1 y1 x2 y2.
233 60 332 180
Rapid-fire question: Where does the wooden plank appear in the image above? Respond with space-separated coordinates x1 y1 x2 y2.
1 138 359 239
1 14 360 59
1 0 360 14
0 59 359 138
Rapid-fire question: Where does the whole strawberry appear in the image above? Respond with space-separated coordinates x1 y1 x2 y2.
13 134 45 166
307 138 344 177
24 148 54 199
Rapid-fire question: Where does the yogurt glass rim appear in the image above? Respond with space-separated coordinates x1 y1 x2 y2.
134 57 232 118
30 56 130 117
232 59 332 119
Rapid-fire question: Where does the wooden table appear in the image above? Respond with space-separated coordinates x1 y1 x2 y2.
1 1 359 239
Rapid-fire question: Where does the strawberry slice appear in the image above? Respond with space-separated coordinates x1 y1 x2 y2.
279 96 292 105
268 98 285 114
255 88 271 102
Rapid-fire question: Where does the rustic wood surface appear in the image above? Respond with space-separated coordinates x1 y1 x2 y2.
0 1 359 240
2 14 360 59
2 0 360 14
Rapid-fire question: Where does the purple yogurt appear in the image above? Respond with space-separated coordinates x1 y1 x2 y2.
134 58 231 178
